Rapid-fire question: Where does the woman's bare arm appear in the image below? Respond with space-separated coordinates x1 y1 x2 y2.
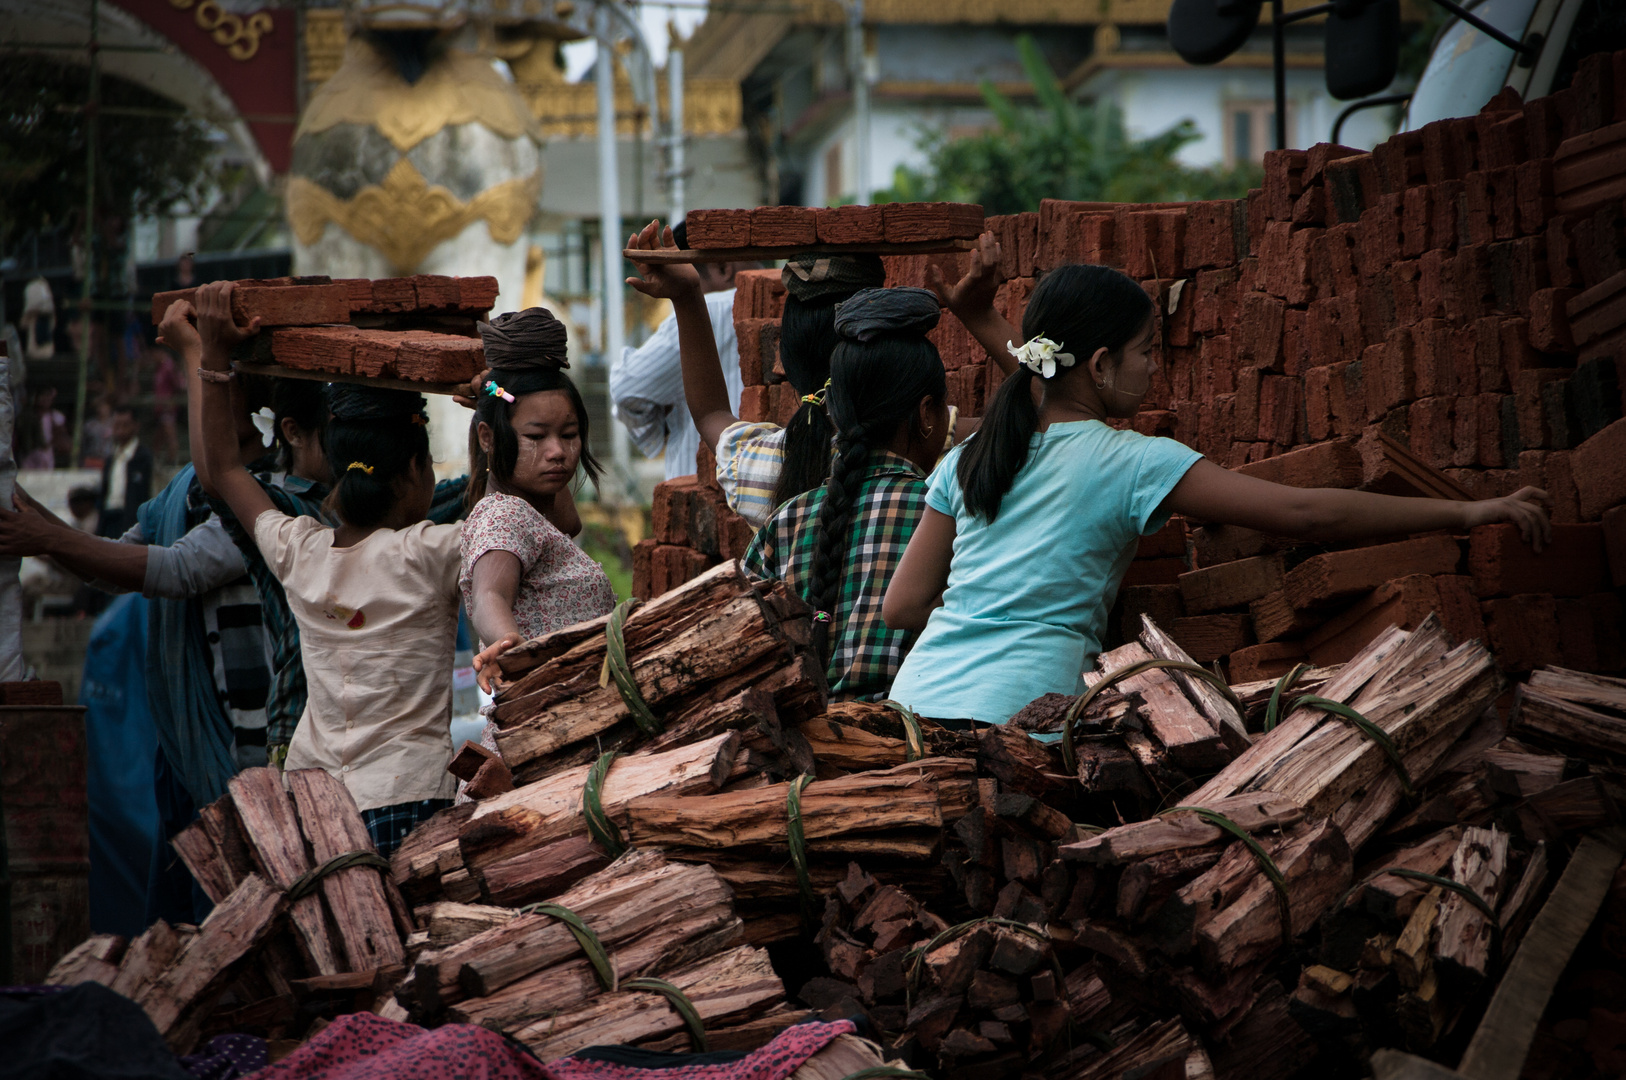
883 507 957 631
468 550 525 691
194 283 275 527
1163 459 1553 550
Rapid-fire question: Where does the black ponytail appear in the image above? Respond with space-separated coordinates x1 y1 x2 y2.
807 332 946 662
322 386 432 529
957 264 1153 522
772 293 845 510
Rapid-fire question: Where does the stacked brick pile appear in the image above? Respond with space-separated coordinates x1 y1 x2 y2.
686 202 984 250
150 274 497 385
639 51 1626 686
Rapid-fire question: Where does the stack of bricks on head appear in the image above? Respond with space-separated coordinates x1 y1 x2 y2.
149 274 499 384
639 49 1626 690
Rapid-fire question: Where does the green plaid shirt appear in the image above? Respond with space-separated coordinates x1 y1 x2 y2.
743 450 927 701
213 474 468 753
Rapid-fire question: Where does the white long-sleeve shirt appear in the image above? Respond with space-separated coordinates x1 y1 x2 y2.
610 289 742 481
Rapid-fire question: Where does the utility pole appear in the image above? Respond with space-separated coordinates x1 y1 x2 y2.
71 0 100 466
666 44 685 224
596 1 632 502
844 0 870 205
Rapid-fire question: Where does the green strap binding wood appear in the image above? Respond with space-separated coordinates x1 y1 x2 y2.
1163 805 1293 942
1061 658 1247 776
287 851 393 901
786 774 817 918
1290 695 1416 799
582 750 627 856
1388 868 1498 920
600 598 662 736
516 901 618 992
1263 662 1311 732
879 699 925 762
622 977 709 1050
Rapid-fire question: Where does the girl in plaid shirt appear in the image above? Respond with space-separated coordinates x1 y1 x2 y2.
743 288 950 699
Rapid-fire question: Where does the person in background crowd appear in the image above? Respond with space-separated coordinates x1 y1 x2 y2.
744 287 949 701
96 405 152 538
81 396 114 468
882 264 1555 727
18 385 65 470
151 346 182 464
197 280 463 857
611 221 757 482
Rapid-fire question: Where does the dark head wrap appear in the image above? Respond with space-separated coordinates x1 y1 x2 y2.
326 384 428 423
833 287 942 343
781 254 886 302
478 307 570 371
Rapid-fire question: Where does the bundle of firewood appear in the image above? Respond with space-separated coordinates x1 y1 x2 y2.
45 767 409 1052
486 562 827 782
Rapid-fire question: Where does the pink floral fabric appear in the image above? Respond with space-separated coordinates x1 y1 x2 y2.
459 493 616 644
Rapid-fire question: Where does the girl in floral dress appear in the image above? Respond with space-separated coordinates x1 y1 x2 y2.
460 309 616 694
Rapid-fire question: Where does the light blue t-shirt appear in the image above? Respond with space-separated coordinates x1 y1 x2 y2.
888 420 1202 724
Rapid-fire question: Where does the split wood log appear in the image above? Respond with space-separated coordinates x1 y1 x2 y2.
1319 826 1464 969
110 921 189 1002
457 732 740 876
417 902 517 947
1138 614 1251 751
411 848 736 1014
1430 826 1511 982
286 768 407 971
1061 792 1305 864
45 933 126 986
391 801 476 902
1512 668 1626 759
512 944 786 1057
477 833 613 909
228 768 343 975
132 873 286 1052
170 798 256 905
1041 1016 1198 1080
1091 642 1228 770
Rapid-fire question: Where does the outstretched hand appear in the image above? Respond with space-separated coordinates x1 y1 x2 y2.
0 493 57 558
473 631 525 694
625 219 705 301
928 230 1003 319
1465 486 1553 552
194 280 261 361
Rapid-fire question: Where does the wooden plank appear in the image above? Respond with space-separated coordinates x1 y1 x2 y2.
232 361 467 397
624 238 976 263
1453 827 1626 1080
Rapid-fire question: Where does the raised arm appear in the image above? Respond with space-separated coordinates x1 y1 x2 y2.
883 506 957 631
156 298 208 488
625 220 737 450
1164 458 1553 550
194 282 275 528
928 231 1022 378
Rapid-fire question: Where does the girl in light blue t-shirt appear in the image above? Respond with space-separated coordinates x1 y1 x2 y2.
884 264 1553 725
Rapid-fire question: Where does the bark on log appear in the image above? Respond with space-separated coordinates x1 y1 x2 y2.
228 768 343 975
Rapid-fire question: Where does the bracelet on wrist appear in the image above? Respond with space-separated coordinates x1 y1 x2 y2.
197 366 236 384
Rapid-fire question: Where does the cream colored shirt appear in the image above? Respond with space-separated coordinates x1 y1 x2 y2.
253 511 462 810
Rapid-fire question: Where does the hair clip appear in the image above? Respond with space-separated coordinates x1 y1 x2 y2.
486 382 516 404
347 461 375 475
800 379 831 408
812 610 832 623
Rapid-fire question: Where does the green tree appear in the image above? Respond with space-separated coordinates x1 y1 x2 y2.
870 35 1261 213
0 54 222 255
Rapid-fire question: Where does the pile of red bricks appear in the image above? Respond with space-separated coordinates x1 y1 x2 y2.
638 51 1626 684
687 203 984 249
150 274 497 385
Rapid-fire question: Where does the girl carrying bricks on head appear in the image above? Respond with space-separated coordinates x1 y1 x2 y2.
743 287 950 700
626 220 1015 526
460 309 616 693
883 263 1554 727
196 282 463 856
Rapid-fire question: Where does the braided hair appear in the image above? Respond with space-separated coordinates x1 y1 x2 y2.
806 287 946 663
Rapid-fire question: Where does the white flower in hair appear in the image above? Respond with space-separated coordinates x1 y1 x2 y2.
251 406 277 448
1006 336 1075 380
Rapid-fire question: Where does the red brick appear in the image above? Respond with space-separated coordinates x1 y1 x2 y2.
1401 184 1434 257
1445 245 1494 324
1281 308 1308 375
1556 593 1626 672
1468 522 1609 597
1515 370 1571 449
1450 398 1480 468
1326 153 1380 225
1234 366 1261 437
1191 268 1238 334
1524 94 1569 160
1375 331 1416 415
1170 614 1256 663
1476 393 1511 468
738 384 769 423
393 332 485 383
1603 504 1626 588
1373 129 1426 191
1482 594 1561 672
1304 573 1484 665
882 201 984 243
1236 293 1286 370
1528 287 1580 353
1236 436 1361 489
1422 116 1479 183
1515 159 1555 236
1418 249 1449 319
1016 212 1039 277
1359 194 1405 275
1479 111 1529 170
1117 585 1185 644
1573 416 1626 519
1571 51 1617 135
717 504 756 562
697 440 719 488
650 476 701 545
1119 209 1187 279
1553 122 1626 218
814 204 885 244
687 208 753 249
1283 227 1322 306
1227 641 1309 683
1200 334 1235 397
1263 149 1308 222
151 282 352 328
1283 533 1462 611
1185 200 1241 268
1411 322 1452 398
733 269 786 319
1408 396 1456 471
1547 215 1582 288
631 539 657 599
1304 366 1334 442
1327 358 1366 438
1196 392 1237 461
1257 373 1302 445
1517 449 1581 524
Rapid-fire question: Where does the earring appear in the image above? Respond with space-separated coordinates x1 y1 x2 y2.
1095 382 1106 390
922 424 934 439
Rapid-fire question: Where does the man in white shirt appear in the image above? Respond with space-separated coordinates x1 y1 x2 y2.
612 244 759 481
97 405 153 538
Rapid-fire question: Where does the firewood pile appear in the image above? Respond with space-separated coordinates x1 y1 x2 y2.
44 549 1626 1077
